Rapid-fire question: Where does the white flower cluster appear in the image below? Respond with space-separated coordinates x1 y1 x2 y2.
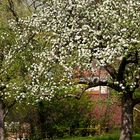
8 0 140 101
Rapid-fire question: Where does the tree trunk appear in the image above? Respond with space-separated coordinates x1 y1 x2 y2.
119 93 133 140
38 101 46 139
0 101 4 140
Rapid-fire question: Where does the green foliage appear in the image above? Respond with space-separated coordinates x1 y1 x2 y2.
36 94 93 138
5 93 93 139
0 0 35 105
133 89 140 99
56 134 140 140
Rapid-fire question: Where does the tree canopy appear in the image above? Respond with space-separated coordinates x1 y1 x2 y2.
10 0 140 96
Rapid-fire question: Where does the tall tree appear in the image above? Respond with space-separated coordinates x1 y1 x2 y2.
0 0 36 139
10 0 140 140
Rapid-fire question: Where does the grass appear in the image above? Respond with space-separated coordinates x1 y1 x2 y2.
56 134 140 140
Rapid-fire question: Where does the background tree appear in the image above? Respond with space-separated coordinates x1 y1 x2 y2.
10 0 140 140
0 0 36 139
5 92 93 139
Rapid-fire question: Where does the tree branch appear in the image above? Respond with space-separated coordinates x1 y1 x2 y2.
134 107 140 113
133 97 140 107
55 86 89 100
117 57 127 82
79 77 122 92
104 64 117 79
7 0 19 22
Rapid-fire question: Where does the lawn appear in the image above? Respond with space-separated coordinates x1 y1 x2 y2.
56 134 140 140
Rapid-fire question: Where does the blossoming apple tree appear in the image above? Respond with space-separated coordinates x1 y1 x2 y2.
10 0 140 140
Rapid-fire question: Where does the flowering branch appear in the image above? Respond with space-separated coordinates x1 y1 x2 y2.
79 77 122 92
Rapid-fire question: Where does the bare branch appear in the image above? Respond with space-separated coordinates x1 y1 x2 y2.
117 57 127 82
29 0 44 10
104 64 117 79
7 0 19 22
134 107 140 113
